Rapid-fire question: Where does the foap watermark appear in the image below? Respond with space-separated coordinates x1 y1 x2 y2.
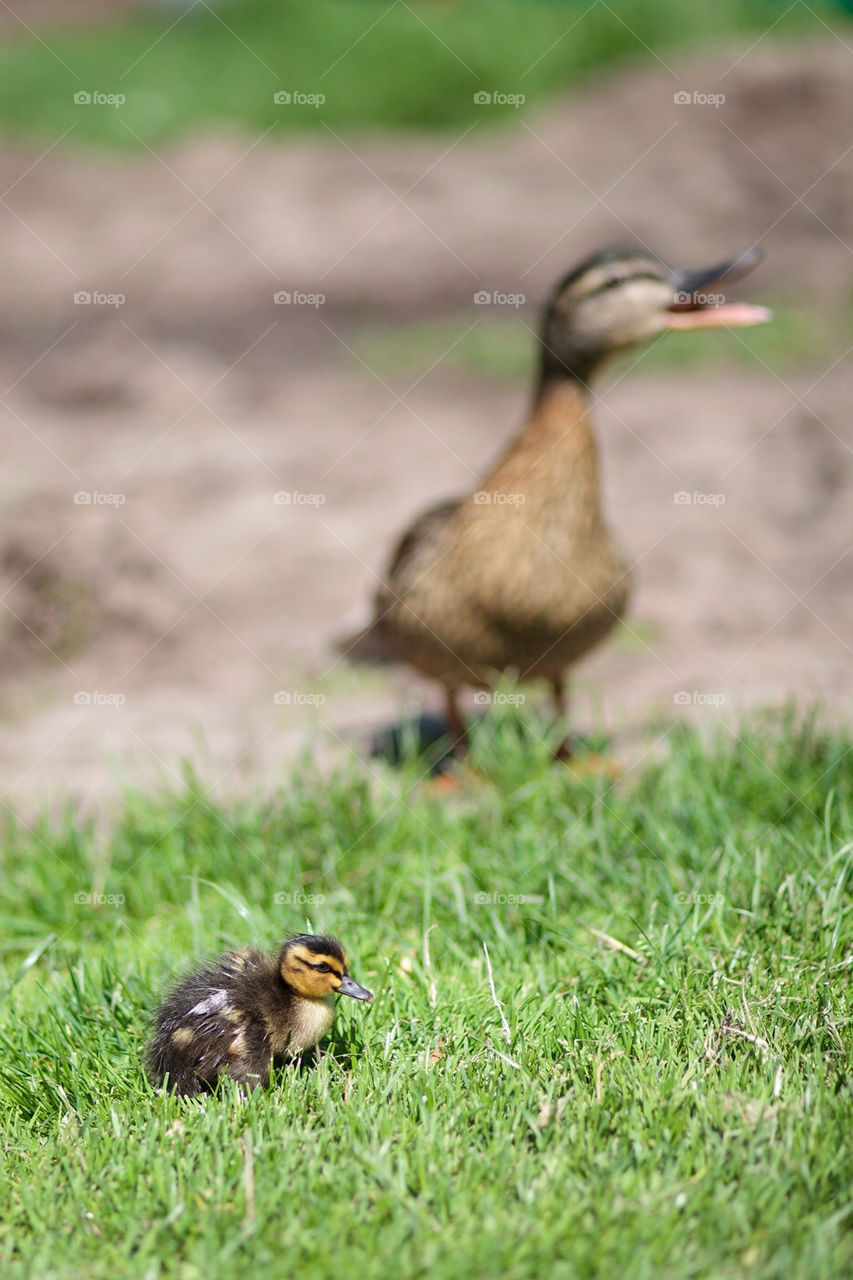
273 290 325 307
473 491 525 506
74 890 126 906
74 691 126 707
673 291 726 308
674 691 727 708
473 91 525 108
676 891 725 907
474 290 525 307
73 291 125 308
74 490 126 506
273 691 326 706
273 90 325 108
274 491 326 507
673 491 725 507
273 890 327 906
473 891 544 906
473 690 525 706
673 90 725 108
73 90 126 108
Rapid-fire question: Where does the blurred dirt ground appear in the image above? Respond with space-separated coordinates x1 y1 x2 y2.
0 39 851 804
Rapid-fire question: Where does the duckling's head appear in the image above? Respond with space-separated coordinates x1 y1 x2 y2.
540 246 771 385
279 934 373 1001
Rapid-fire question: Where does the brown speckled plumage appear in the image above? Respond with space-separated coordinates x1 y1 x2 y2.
352 246 769 747
146 934 372 1097
374 379 629 689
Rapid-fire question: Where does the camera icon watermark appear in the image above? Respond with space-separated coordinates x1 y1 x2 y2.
676 891 725 906
473 90 525 108
673 691 727 708
273 491 326 507
273 890 327 905
473 290 525 307
673 290 726 307
74 890 126 906
472 491 525 506
472 690 525 706
273 290 325 307
473 891 544 905
273 691 327 706
73 90 126 108
73 291 125 308
673 90 725 108
73 490 126 506
74 691 126 707
273 90 325 108
673 491 725 507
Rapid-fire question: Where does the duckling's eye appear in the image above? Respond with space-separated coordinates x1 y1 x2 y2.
604 275 622 289
313 962 332 973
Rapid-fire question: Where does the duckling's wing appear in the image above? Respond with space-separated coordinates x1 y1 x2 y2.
146 951 267 1093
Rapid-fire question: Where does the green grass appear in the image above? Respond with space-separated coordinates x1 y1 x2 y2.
0 0 847 146
348 294 853 384
1 710 852 1278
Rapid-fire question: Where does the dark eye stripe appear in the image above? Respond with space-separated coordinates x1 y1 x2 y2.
306 958 344 975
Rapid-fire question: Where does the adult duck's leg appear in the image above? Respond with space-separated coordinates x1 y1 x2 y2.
551 673 574 759
551 674 620 777
425 687 471 795
444 686 469 756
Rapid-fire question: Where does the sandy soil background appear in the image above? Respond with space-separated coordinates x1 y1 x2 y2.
1 37 851 804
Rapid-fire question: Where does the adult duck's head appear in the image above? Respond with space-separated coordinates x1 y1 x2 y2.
539 245 771 386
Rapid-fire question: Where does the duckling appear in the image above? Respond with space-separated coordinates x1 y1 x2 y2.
346 246 771 753
146 933 372 1096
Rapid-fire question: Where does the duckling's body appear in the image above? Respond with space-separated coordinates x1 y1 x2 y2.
353 246 770 748
146 934 372 1096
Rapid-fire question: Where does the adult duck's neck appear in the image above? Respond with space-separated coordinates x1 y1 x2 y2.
482 372 605 527
526 371 596 451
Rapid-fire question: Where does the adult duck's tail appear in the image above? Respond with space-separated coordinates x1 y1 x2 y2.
334 616 392 665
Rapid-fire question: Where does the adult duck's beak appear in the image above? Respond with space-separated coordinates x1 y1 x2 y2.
337 974 374 1001
665 247 773 329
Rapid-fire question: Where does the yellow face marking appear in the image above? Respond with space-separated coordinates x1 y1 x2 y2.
282 944 349 1000
171 1027 195 1049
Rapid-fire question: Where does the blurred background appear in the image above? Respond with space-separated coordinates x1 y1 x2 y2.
0 0 851 802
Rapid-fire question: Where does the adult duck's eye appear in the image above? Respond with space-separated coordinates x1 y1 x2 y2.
604 275 622 289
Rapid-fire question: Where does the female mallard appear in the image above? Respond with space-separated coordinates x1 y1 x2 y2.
347 246 770 752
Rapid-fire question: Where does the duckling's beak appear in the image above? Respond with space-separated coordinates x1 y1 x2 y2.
665 247 772 329
337 975 374 1001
